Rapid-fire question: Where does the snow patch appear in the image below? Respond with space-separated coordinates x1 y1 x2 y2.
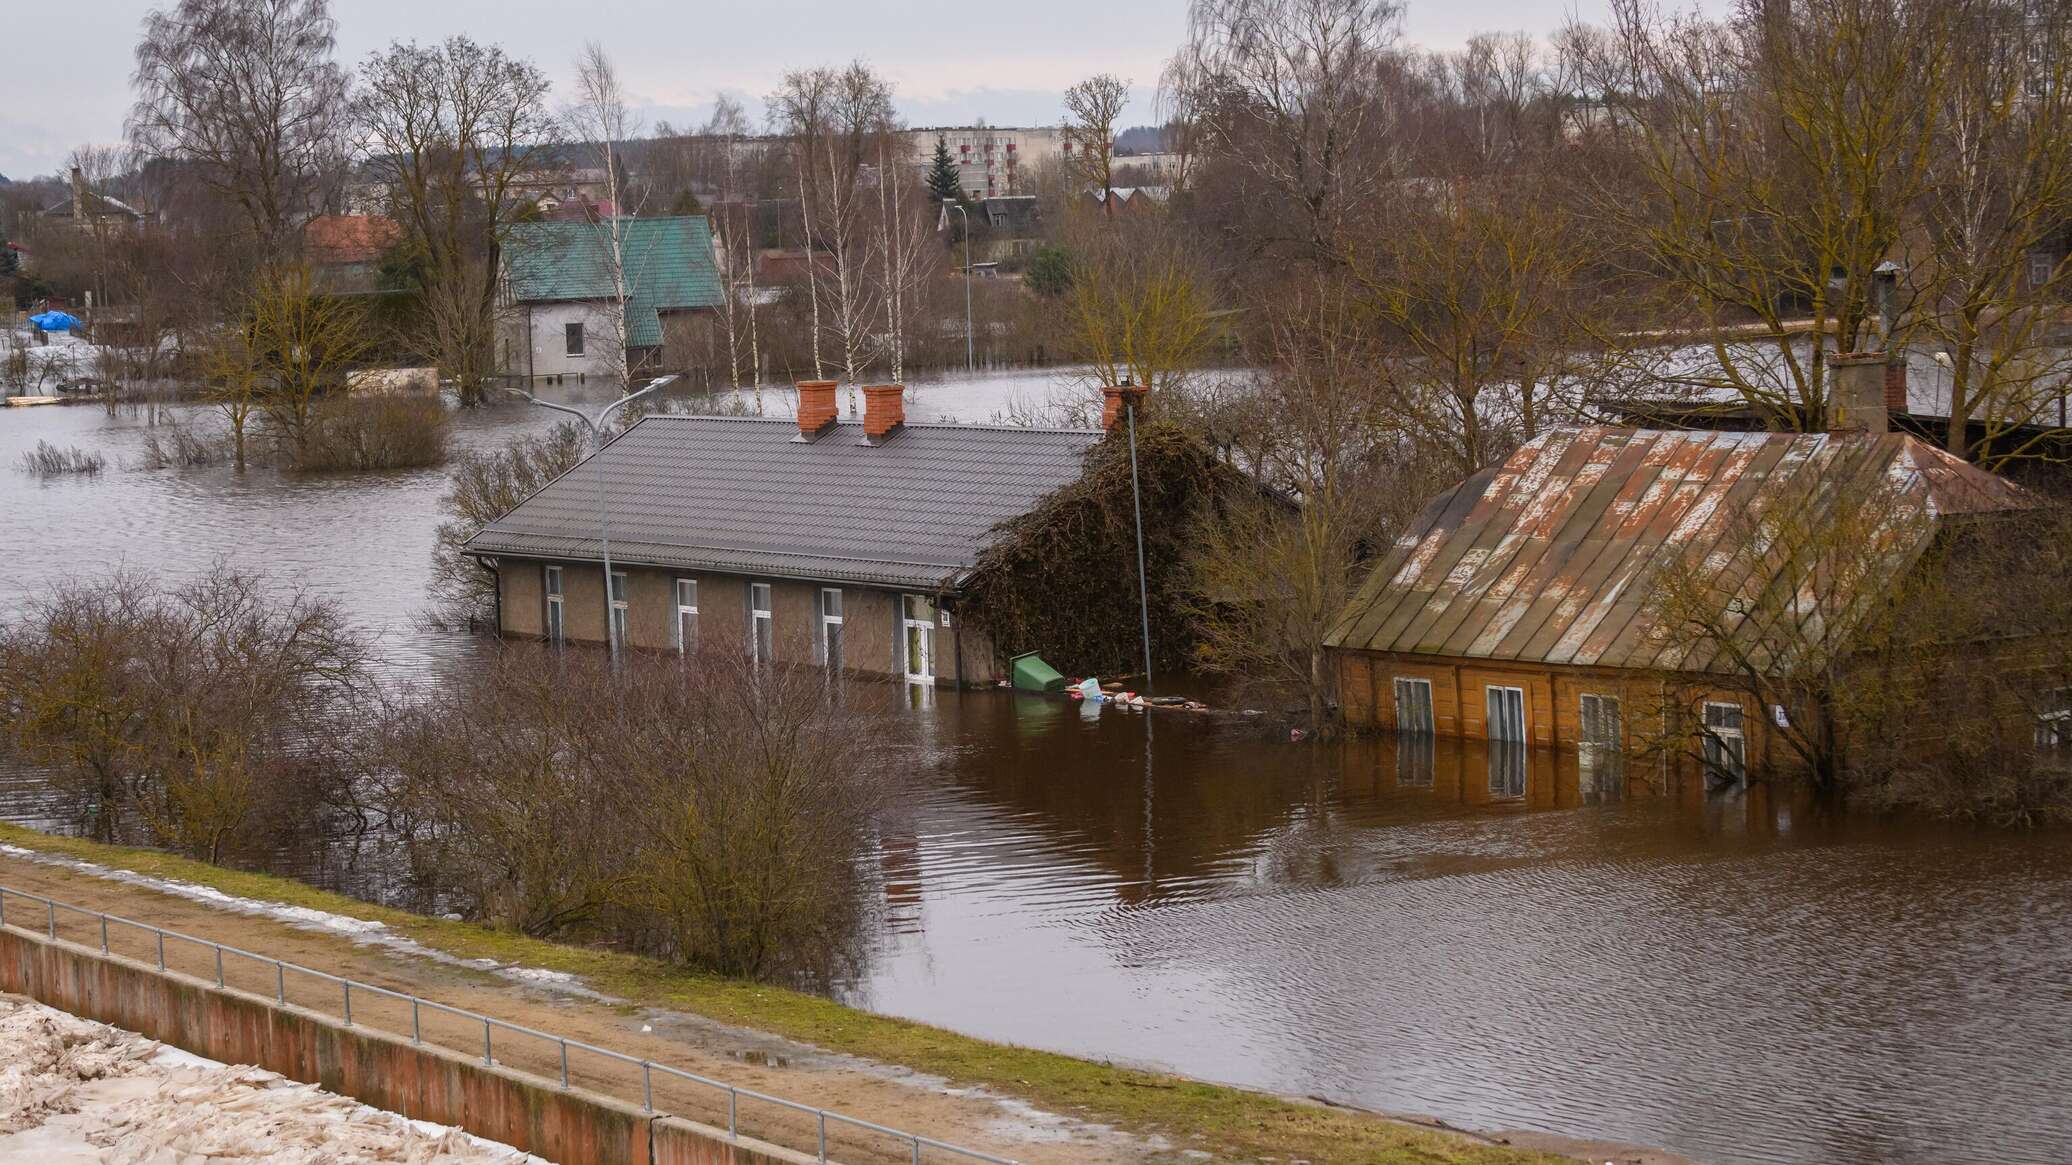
0 844 620 1004
0 995 547 1163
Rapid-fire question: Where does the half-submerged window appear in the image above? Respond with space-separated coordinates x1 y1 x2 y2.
750 582 774 664
609 571 629 648
820 588 844 674
1703 701 1747 782
1486 685 1526 743
1579 693 1624 801
1394 678 1434 735
1580 694 1622 749
544 565 564 646
675 578 698 654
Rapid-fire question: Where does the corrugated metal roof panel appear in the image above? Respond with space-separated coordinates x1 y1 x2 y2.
1325 427 2034 673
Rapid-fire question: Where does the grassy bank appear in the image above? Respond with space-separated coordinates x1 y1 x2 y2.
0 823 1560 1165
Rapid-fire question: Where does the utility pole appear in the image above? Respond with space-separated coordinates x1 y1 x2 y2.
1124 381 1153 700
513 374 678 658
939 200 974 371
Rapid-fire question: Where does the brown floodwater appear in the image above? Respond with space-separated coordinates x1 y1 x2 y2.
3 380 2069 1165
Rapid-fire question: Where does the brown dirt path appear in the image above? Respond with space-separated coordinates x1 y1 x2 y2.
0 851 1155 1165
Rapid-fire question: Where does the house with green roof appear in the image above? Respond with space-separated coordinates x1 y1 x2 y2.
498 215 724 382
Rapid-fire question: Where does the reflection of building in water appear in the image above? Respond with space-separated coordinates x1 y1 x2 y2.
878 829 925 934
1488 741 1528 800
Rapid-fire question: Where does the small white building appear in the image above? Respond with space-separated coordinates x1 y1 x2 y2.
498 216 723 382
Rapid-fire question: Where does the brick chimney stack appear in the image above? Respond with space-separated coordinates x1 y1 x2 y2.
795 380 838 439
1101 383 1148 433
862 384 906 441
1884 356 1908 414
1830 352 1891 434
70 166 85 222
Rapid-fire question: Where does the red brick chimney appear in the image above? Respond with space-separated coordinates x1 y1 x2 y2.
1884 357 1907 414
1101 383 1148 433
795 380 838 439
862 384 905 441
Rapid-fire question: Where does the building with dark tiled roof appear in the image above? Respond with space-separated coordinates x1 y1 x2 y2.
465 382 1134 685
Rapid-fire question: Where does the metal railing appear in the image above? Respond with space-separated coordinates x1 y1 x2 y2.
0 884 1018 1165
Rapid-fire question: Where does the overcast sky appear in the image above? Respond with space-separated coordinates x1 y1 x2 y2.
1 0 1686 181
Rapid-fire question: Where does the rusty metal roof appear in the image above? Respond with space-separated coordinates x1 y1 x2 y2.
1325 428 2032 672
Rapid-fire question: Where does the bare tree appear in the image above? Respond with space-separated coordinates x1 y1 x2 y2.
1064 74 1130 212
565 42 647 395
129 0 349 252
1910 0 2072 465
356 37 555 406
1167 0 1405 262
773 63 896 406
1572 0 1954 430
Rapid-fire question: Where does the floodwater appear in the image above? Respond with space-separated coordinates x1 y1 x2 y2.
3 370 2069 1165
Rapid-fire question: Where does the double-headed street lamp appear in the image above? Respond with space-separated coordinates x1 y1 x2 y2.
513 374 679 658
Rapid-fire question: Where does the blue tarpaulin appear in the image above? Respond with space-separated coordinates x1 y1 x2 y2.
29 311 81 332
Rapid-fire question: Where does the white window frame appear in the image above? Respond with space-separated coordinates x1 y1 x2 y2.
608 570 629 649
674 578 698 654
749 582 774 664
1702 700 1747 781
1486 685 1527 744
1580 693 1623 750
1393 677 1434 735
543 564 565 647
902 593 935 685
819 588 844 673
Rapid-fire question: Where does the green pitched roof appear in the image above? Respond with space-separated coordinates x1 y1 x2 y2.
504 216 722 348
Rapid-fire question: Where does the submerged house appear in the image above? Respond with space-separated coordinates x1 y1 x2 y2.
463 382 1144 685
1326 401 2031 777
498 216 723 383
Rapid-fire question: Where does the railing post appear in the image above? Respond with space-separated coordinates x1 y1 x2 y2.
214 945 224 987
411 998 421 1043
99 915 108 953
559 1038 569 1088
912 1135 922 1165
342 981 352 1026
46 898 55 939
155 930 164 970
482 1018 492 1065
818 1112 827 1162
641 1062 652 1111
276 961 285 1004
728 1089 738 1137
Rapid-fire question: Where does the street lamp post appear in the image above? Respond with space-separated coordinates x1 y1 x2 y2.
513 374 678 658
940 200 974 372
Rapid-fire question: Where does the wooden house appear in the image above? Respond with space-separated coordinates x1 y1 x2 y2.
1325 424 2031 779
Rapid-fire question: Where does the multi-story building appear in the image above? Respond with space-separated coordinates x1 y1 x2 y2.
906 126 1100 200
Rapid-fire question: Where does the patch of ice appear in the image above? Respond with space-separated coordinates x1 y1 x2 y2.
0 994 547 1163
0 844 620 1004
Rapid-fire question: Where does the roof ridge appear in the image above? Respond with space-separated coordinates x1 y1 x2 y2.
634 413 1102 436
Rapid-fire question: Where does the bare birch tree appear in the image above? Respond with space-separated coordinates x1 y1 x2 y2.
565 42 648 395
1064 74 1129 212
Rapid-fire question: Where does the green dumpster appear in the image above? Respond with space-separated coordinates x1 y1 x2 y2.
1010 651 1066 692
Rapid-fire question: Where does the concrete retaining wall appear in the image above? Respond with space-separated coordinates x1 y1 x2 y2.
0 925 808 1165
